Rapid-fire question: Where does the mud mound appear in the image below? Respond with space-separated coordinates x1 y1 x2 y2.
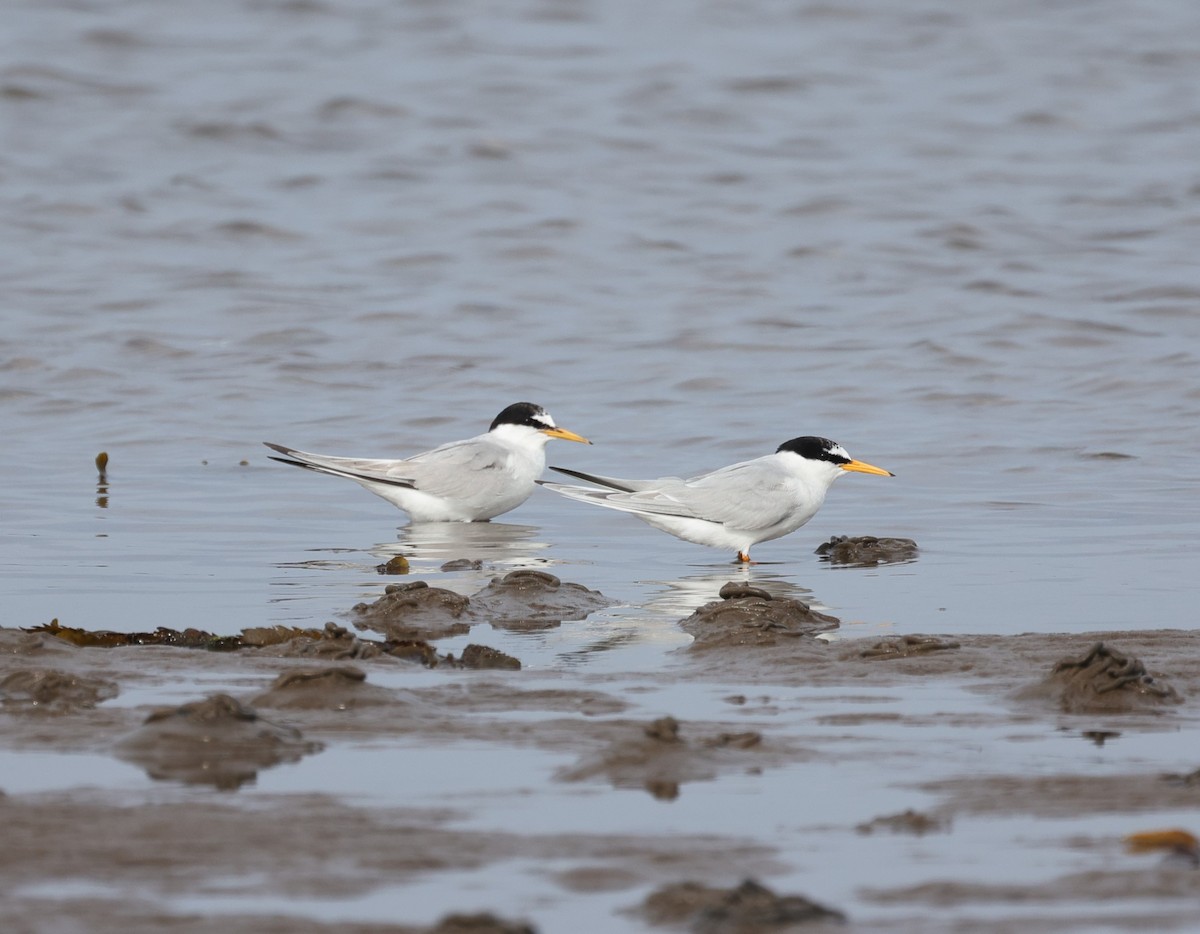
860 635 960 660
1023 642 1182 713
250 666 395 710
0 627 76 657
268 622 387 660
353 581 473 640
639 878 845 931
114 693 323 790
352 572 615 639
425 913 536 934
815 535 919 567
680 583 839 649
458 644 521 670
469 570 616 631
0 668 118 712
557 716 767 800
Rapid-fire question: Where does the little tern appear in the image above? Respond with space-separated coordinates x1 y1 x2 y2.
538 436 892 562
265 402 590 522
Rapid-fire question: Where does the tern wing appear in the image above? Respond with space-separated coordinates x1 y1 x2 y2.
545 466 668 493
670 460 799 530
264 443 417 488
396 436 524 501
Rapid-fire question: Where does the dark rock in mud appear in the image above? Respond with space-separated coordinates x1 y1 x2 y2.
469 570 616 632
1023 642 1182 713
353 580 473 641
639 878 845 931
856 808 948 836
0 668 118 712
459 644 521 671
557 716 767 800
114 693 323 790
680 584 839 649
860 635 960 659
815 534 919 567
424 913 537 934
250 666 395 709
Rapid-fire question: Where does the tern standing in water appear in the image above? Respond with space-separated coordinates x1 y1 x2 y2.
266 402 590 522
538 436 892 562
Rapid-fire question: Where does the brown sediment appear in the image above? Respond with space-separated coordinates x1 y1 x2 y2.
468 570 615 632
1 624 1199 932
352 581 473 640
856 808 949 836
352 571 616 639
1 668 118 712
637 878 845 929
860 635 960 659
113 694 323 790
1018 641 1182 713
815 534 919 567
555 715 791 800
250 666 397 710
680 582 839 649
458 644 521 670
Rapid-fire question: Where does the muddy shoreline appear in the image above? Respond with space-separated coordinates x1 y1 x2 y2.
3 578 1199 933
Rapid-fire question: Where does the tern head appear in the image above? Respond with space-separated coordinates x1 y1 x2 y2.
490 402 591 445
776 436 893 483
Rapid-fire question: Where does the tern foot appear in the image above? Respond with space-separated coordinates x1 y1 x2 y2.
735 551 755 565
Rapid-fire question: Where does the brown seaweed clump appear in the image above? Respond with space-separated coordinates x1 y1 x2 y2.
638 878 845 931
679 582 839 649
1026 642 1182 714
815 534 919 567
114 693 323 790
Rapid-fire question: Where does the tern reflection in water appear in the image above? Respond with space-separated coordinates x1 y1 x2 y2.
371 521 553 575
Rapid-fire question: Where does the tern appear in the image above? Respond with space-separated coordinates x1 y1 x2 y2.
265 402 590 522
538 436 892 563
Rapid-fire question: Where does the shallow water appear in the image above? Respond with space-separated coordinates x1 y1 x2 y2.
3 0 1200 930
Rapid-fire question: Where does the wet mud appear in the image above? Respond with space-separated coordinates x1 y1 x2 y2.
1 668 118 712
638 879 846 931
2 620 1199 932
1020 642 1182 713
815 535 920 568
114 694 324 790
679 583 840 649
556 715 789 801
352 571 616 639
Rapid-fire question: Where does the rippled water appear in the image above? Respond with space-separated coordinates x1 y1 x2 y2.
5 0 1199 648
3 0 1200 927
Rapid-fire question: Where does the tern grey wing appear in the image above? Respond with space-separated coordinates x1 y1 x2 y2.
263 443 417 487
545 466 668 493
398 437 523 501
671 461 801 530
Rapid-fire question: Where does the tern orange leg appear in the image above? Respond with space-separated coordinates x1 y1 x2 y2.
736 551 752 564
